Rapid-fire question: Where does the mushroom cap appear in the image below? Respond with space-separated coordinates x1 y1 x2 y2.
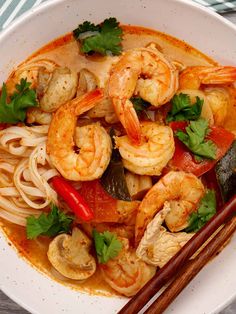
47 228 96 280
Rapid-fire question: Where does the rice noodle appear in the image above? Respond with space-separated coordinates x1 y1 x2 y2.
0 124 59 226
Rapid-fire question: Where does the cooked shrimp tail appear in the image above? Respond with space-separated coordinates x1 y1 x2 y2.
179 66 236 89
74 89 104 115
196 66 236 84
114 98 141 144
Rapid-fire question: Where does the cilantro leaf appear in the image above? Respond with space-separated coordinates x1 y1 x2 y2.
0 78 38 124
185 190 216 233
93 229 122 263
176 118 217 160
73 18 123 55
166 93 203 122
73 21 100 38
26 204 74 239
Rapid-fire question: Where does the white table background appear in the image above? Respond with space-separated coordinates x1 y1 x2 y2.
0 9 236 314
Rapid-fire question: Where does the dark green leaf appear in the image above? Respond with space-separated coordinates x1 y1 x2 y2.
0 78 38 124
73 18 123 56
216 140 236 202
93 229 122 264
185 189 216 233
26 204 74 239
175 118 217 160
130 97 151 113
166 93 203 122
101 129 131 201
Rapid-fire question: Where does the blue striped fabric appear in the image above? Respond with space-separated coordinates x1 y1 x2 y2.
0 0 235 31
0 0 47 30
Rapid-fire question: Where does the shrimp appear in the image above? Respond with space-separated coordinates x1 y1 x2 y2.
76 68 119 124
47 90 112 181
100 237 156 297
115 121 175 176
179 66 236 126
135 171 205 245
109 46 178 144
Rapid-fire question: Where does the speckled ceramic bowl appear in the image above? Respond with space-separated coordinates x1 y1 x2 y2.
0 0 236 313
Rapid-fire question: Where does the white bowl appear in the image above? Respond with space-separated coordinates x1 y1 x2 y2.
0 1 236 313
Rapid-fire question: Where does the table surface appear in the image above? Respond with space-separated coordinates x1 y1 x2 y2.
0 9 236 314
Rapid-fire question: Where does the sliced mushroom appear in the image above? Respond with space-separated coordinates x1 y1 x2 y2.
136 202 194 268
47 228 96 280
77 68 98 97
40 67 78 112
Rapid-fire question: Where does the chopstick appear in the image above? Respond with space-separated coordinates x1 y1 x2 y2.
144 215 236 314
118 195 236 314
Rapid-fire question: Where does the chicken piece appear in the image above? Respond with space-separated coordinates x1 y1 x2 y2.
136 203 194 268
125 171 152 200
47 228 96 280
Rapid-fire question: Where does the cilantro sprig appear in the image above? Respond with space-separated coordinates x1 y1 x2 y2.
0 78 38 124
73 18 123 56
26 204 74 239
176 118 217 161
185 190 216 233
93 229 122 264
166 93 203 122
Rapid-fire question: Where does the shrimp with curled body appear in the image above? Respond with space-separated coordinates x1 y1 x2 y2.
179 66 236 126
100 237 156 297
47 90 112 181
109 46 178 144
135 171 205 245
115 121 175 176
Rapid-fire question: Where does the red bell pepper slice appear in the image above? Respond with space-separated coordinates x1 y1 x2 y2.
79 180 119 223
51 176 94 221
169 121 235 177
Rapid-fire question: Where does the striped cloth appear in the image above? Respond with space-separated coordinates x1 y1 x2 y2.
0 0 235 31
194 0 236 13
0 0 46 30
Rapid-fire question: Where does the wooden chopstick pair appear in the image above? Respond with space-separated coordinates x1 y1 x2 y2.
118 195 236 314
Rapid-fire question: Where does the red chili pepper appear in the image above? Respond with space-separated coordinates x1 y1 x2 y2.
51 176 94 221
